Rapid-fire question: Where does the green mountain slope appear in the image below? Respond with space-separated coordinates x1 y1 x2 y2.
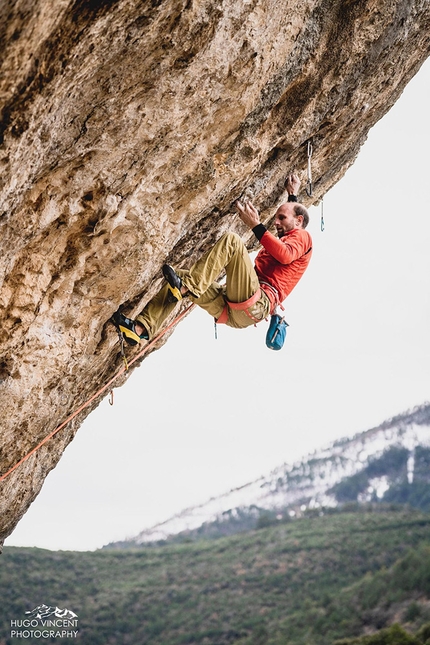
1 508 429 645
329 446 430 511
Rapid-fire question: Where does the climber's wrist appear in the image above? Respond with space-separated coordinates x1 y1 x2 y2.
252 223 267 241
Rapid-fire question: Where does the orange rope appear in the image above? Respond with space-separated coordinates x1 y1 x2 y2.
0 303 195 483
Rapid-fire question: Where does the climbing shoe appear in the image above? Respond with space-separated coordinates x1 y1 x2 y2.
162 264 183 303
111 311 149 346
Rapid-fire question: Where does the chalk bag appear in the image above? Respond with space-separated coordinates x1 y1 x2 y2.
265 314 289 351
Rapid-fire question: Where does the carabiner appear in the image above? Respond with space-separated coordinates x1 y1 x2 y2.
320 198 325 232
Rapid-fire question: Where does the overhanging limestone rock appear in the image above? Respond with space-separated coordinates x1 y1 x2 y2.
1 0 429 546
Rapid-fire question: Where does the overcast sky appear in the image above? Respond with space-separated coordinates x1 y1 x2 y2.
6 58 430 552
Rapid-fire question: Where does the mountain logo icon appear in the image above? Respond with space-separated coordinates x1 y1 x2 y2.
25 605 78 620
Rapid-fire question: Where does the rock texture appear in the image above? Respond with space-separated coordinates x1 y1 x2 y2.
0 0 429 546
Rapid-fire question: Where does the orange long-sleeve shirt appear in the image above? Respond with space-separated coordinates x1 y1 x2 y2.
254 227 313 305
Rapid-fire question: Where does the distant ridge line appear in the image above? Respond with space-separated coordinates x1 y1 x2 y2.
113 402 430 546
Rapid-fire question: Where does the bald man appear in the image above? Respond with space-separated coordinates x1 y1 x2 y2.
113 174 312 345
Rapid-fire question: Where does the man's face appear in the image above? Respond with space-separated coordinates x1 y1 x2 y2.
274 204 302 237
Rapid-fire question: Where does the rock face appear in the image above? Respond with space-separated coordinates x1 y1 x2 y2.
0 0 429 546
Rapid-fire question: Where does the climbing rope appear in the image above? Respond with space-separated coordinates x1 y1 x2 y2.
0 303 195 483
320 198 325 232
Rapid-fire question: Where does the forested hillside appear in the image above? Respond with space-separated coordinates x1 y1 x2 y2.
1 507 429 645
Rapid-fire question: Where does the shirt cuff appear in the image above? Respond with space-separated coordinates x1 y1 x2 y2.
252 223 267 241
287 194 298 202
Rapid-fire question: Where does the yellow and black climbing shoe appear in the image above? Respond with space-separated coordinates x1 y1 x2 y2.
111 311 149 346
162 264 183 303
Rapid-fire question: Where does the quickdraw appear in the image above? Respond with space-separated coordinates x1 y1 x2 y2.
115 326 129 371
306 140 313 197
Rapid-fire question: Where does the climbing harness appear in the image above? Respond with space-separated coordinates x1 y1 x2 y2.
321 197 325 232
0 303 195 484
214 290 261 338
213 282 283 346
306 140 313 197
214 283 279 335
259 281 282 313
216 288 264 326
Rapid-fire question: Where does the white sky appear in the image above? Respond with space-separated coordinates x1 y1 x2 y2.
6 58 430 552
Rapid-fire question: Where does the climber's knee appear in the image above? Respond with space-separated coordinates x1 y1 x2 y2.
223 231 241 245
217 231 244 253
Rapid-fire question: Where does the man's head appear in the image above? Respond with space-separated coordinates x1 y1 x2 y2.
274 202 309 237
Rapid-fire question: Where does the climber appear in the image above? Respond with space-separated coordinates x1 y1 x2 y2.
112 173 312 345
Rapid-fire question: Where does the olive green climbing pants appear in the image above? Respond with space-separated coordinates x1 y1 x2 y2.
136 232 271 339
